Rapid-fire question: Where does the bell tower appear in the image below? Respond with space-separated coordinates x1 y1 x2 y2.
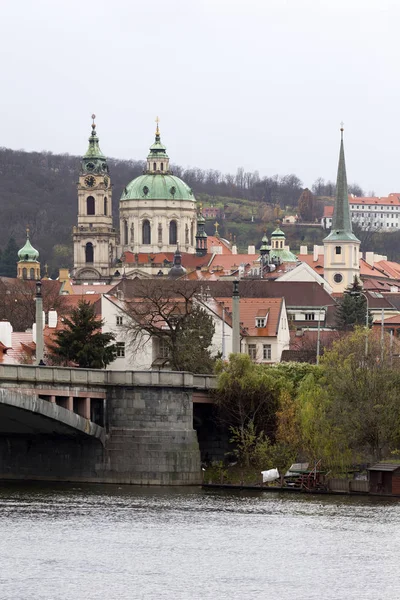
73 115 118 282
323 127 360 293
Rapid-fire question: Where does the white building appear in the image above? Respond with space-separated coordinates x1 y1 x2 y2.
322 194 400 231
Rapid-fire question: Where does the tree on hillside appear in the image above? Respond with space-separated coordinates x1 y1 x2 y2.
0 237 19 277
123 280 216 373
335 277 373 331
297 188 315 222
48 300 116 368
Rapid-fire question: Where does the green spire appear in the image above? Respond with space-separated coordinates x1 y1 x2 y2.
324 127 359 243
81 114 109 175
18 228 39 262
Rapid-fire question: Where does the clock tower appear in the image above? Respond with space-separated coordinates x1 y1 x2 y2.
73 115 118 281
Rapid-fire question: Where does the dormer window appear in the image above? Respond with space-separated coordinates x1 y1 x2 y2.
256 317 266 328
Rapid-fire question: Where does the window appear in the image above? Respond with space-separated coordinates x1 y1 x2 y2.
160 163 164 171
142 220 151 244
288 314 295 321
263 344 271 360
85 242 94 263
22 267 27 279
334 273 343 283
335 246 342 255
248 344 257 360
124 220 129 245
158 337 170 359
153 162 157 171
30 268 35 279
87 196 95 215
304 313 315 321
256 318 266 328
116 342 125 358
104 197 108 215
169 220 177 245
116 316 123 326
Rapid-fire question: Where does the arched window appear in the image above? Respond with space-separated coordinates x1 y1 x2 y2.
104 197 108 215
30 268 35 279
22 267 27 280
124 220 129 245
169 220 177 245
87 196 95 215
142 220 151 244
190 222 194 246
153 162 157 171
85 242 94 263
160 163 164 172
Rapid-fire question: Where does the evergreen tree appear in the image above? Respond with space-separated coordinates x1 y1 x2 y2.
335 277 373 331
48 300 117 368
0 237 19 277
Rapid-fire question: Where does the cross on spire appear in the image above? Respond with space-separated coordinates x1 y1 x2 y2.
91 113 96 131
155 116 160 135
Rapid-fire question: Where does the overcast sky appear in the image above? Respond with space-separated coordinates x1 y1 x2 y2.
1 0 399 194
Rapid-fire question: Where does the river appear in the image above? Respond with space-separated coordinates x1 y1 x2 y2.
0 483 398 599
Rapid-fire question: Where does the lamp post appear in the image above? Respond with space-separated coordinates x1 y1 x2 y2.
35 280 44 366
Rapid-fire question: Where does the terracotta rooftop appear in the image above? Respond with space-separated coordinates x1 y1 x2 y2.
216 297 284 337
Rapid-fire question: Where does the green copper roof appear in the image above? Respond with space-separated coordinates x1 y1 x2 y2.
148 127 168 158
18 231 39 262
260 233 270 253
121 174 195 202
271 226 286 238
81 115 109 175
270 247 297 263
324 129 360 244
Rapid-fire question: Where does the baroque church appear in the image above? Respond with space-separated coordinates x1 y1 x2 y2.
72 116 201 282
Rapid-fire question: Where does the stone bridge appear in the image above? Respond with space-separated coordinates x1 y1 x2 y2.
0 365 216 485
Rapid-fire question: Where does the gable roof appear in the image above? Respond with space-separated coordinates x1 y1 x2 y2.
217 297 284 337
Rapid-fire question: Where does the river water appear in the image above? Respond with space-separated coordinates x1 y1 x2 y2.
0 483 398 600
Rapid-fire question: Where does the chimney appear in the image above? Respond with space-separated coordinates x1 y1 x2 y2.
300 245 308 255
248 245 255 254
232 245 238 254
232 280 241 354
313 245 320 262
0 321 12 348
48 310 58 328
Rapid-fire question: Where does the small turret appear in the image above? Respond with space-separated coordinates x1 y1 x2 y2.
168 244 187 278
81 114 109 175
146 117 170 174
17 228 40 280
196 204 208 257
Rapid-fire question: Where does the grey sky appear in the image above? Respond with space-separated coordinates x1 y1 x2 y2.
1 0 399 195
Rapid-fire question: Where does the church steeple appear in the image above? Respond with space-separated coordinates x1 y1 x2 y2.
81 114 109 175
323 126 360 292
324 127 359 243
17 228 40 280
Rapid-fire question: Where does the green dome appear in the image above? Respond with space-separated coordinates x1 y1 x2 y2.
271 226 286 238
121 174 195 202
18 233 39 262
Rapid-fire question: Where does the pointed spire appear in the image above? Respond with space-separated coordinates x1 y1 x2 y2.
155 116 160 141
324 126 359 243
332 125 351 232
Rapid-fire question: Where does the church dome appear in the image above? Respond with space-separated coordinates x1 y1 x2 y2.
121 121 195 203
18 230 39 262
121 173 195 202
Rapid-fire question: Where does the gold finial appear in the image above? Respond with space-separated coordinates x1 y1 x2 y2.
155 116 160 136
91 113 96 130
214 220 220 236
199 202 203 213
26 226 30 239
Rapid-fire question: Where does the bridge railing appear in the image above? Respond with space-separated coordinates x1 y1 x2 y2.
0 364 217 390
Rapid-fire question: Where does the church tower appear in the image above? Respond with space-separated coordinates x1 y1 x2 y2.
73 115 117 281
17 228 40 280
323 127 360 292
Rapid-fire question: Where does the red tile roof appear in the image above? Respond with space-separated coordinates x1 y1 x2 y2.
215 297 284 337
